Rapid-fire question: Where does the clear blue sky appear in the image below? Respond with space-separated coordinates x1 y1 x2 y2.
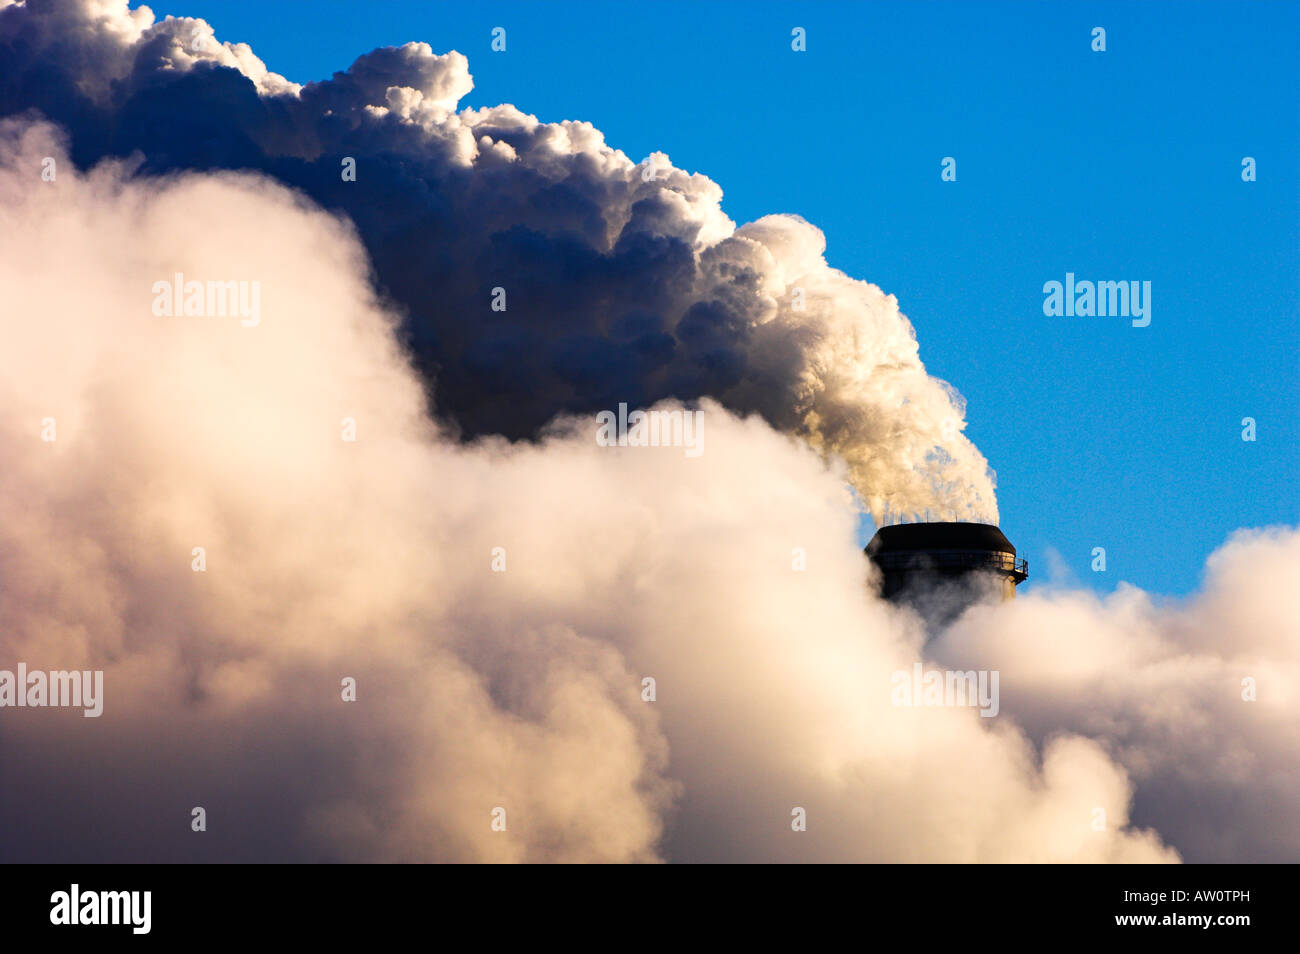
152 0 1300 597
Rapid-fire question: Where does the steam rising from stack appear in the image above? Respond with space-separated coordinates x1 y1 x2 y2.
0 0 998 524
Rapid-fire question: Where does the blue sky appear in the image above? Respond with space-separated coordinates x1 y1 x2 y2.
153 0 1299 597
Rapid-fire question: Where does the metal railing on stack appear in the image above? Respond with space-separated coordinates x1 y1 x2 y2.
871 549 1027 579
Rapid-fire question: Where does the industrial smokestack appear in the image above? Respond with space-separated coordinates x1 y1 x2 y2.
865 522 1028 623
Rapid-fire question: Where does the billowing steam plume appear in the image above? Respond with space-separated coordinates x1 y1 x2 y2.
0 0 997 523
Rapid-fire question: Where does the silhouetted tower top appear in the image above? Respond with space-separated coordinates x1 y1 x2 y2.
865 521 1028 604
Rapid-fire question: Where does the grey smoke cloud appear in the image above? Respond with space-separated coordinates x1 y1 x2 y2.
0 0 997 523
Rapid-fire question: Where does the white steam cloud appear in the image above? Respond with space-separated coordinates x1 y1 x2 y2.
1 119 1294 862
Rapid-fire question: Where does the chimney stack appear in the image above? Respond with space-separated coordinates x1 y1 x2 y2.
865 522 1027 623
